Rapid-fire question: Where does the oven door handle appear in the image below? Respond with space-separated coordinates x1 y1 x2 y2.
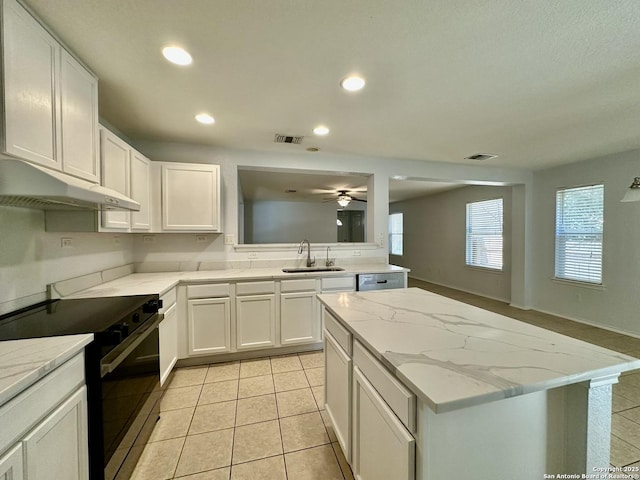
100 313 163 378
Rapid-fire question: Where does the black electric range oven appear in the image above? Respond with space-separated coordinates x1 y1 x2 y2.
0 294 164 480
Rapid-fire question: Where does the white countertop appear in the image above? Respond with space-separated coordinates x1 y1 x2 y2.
0 334 93 407
318 288 640 413
64 264 407 298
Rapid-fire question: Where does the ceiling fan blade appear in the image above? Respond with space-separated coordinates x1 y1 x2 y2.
351 196 367 202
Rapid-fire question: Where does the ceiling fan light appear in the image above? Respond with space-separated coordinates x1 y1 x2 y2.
337 195 351 207
621 177 640 202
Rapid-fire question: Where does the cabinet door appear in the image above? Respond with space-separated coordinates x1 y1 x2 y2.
59 49 98 182
23 386 89 480
0 444 24 480
236 294 276 350
281 291 319 345
187 298 231 355
352 367 414 480
324 329 352 462
2 0 60 168
161 164 220 231
100 129 131 229
130 150 151 230
159 302 178 386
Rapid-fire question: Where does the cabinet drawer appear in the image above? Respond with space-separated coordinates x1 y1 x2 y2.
281 278 317 293
321 276 355 292
0 352 85 452
187 283 230 298
353 340 416 432
324 310 352 355
236 281 275 295
160 287 177 312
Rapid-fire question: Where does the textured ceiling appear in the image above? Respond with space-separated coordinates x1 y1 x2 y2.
24 0 640 170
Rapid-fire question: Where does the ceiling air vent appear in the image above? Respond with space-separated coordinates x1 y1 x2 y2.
274 134 304 144
465 153 498 161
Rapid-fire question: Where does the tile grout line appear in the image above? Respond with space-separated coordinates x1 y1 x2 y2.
272 354 289 480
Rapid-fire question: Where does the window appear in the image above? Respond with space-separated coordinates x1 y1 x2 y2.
466 198 503 270
555 184 604 284
389 213 403 255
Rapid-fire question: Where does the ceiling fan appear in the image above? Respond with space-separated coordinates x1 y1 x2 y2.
323 189 367 207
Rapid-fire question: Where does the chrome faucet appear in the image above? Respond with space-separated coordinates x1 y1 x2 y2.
298 239 315 267
325 246 335 267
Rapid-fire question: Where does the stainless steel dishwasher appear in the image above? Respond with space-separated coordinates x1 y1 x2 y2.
356 272 405 291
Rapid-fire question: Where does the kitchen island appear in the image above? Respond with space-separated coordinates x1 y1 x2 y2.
318 288 640 480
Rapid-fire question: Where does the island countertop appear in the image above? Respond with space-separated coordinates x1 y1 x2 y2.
318 287 640 413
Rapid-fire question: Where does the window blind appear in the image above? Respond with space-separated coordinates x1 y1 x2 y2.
555 184 604 284
466 198 503 270
388 213 403 255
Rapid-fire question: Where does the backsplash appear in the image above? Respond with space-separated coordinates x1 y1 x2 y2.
0 207 134 314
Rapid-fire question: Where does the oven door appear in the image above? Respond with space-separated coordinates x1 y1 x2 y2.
100 314 163 480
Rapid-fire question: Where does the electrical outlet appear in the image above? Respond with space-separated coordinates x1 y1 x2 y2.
113 235 121 245
352 250 361 256
143 235 156 244
61 237 73 248
196 235 208 243
224 234 235 245
248 252 258 259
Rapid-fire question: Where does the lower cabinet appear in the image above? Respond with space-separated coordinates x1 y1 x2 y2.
281 291 319 345
0 444 23 480
324 329 352 462
159 302 178 385
236 294 276 350
187 297 231 355
23 386 89 480
352 367 415 480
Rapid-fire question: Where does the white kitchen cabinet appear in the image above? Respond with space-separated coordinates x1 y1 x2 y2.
100 128 131 229
324 329 352 462
0 444 23 480
187 297 231 355
2 0 60 169
23 386 89 480
281 291 320 345
159 302 178 386
1 0 98 182
352 366 415 480
161 163 221 232
130 150 151 230
59 49 99 182
236 294 276 350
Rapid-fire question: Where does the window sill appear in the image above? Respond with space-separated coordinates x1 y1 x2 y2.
464 265 504 274
551 277 605 291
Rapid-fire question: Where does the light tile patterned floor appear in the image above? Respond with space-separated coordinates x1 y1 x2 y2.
131 351 353 480
131 280 640 478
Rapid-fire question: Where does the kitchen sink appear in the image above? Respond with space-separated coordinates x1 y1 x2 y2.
282 267 345 273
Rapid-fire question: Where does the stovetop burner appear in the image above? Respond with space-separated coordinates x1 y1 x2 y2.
0 294 160 341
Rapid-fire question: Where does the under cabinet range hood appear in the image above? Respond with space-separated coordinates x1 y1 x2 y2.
0 159 140 211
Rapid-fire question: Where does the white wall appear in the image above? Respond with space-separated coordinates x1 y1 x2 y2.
531 148 640 336
0 206 133 313
390 185 513 302
133 141 532 288
245 200 339 243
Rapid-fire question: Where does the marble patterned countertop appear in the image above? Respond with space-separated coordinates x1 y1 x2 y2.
318 288 640 413
62 264 407 298
0 334 93 407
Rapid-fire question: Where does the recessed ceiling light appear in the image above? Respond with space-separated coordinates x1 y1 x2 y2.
306 147 319 152
195 113 215 124
341 75 365 92
313 125 330 136
162 46 192 66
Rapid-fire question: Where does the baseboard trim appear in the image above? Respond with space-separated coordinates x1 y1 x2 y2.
408 275 511 304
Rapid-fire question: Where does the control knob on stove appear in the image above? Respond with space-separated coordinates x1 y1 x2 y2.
142 299 163 313
132 313 140 323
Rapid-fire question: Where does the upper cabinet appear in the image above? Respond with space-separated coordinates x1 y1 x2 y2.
100 127 151 231
1 0 99 182
151 162 222 232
